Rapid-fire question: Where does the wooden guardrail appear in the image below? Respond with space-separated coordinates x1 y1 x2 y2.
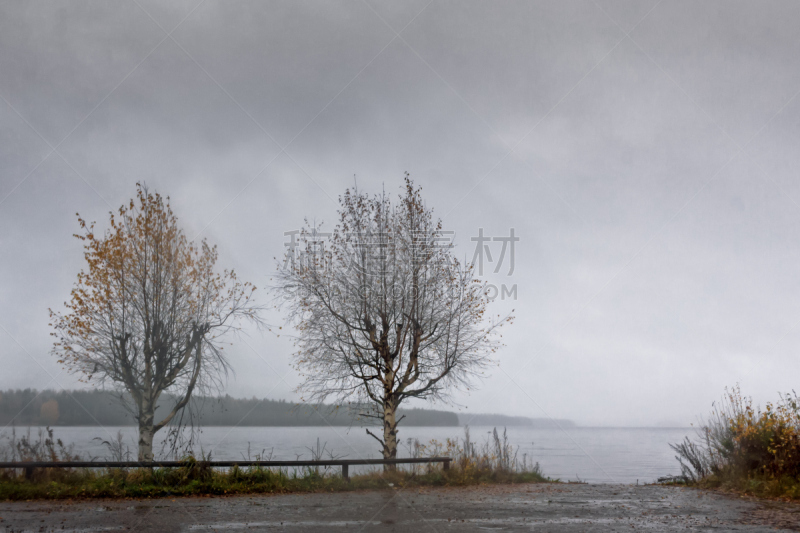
0 457 452 481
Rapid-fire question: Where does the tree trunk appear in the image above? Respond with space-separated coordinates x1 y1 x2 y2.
138 403 155 461
383 400 398 470
138 424 155 461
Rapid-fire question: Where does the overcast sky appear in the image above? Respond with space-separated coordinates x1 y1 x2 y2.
2 0 800 426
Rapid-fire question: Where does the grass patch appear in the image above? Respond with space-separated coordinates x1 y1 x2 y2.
0 463 550 501
0 426 552 500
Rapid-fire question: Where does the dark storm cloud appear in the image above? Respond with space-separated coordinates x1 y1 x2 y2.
2 0 800 425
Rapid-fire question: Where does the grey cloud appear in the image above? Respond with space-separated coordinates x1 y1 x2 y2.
2 0 800 426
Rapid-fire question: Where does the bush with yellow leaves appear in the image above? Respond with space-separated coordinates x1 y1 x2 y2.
671 385 800 498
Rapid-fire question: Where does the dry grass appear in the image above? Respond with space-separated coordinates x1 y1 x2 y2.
0 426 551 500
668 386 800 499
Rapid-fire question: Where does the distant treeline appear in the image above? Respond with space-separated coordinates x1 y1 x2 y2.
0 389 574 428
457 413 576 429
0 389 459 427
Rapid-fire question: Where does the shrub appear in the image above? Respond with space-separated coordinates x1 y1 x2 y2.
670 386 800 498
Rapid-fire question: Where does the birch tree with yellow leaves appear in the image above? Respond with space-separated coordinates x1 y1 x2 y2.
50 184 260 461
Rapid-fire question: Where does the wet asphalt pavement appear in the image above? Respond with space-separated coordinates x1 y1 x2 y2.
1 483 800 532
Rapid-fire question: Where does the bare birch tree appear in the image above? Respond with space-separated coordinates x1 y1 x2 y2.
275 177 512 461
50 184 260 461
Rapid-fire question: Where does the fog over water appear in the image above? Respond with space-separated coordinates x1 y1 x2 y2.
3 1 800 427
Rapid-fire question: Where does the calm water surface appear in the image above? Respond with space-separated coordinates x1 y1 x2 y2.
19 426 693 484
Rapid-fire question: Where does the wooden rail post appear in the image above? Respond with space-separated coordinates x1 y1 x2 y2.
443 459 450 472
341 464 349 481
24 466 33 480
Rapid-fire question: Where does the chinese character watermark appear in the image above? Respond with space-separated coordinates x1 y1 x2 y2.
470 228 519 301
283 228 331 271
282 227 517 301
282 229 456 276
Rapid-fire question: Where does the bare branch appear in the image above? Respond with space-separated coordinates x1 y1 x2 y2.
274 176 512 461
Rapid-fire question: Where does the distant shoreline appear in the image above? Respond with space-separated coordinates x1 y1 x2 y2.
0 389 576 429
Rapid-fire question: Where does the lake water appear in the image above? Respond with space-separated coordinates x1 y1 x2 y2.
12 426 694 484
